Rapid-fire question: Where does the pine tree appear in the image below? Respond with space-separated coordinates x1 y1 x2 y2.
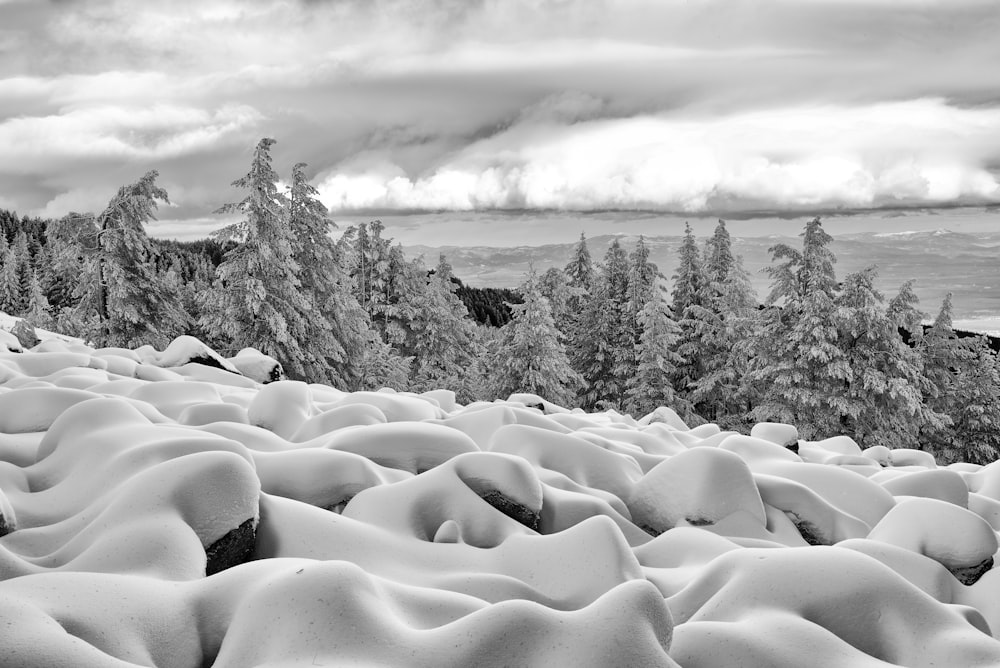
704 219 735 285
572 239 631 410
287 162 373 387
672 222 709 399
22 268 54 329
745 218 848 438
43 213 89 316
539 266 574 326
73 171 188 348
0 231 32 315
0 233 17 314
489 268 582 405
564 231 595 294
624 295 689 418
690 250 759 427
408 254 482 400
832 267 936 447
200 138 314 375
671 223 705 317
920 294 1000 463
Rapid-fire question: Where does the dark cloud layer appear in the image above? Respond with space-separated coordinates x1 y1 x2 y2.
1 0 999 237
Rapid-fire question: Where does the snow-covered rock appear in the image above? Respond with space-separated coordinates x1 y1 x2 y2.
3 332 1000 666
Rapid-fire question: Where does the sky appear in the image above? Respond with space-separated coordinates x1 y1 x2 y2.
2 0 1000 243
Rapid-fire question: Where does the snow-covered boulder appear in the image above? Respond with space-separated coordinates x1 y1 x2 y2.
629 447 766 536
228 347 284 384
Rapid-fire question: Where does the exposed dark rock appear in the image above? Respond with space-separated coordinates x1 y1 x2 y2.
786 442 800 454
11 319 38 349
205 518 256 576
267 363 285 384
787 513 827 546
639 524 663 537
325 497 353 514
187 354 237 374
480 490 540 532
685 517 715 527
0 512 12 538
950 557 994 586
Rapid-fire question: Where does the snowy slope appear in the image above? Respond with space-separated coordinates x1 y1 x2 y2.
3 334 1000 666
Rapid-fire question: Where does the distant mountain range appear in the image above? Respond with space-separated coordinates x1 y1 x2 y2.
404 229 1000 321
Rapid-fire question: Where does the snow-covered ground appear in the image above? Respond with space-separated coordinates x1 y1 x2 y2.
4 325 1000 665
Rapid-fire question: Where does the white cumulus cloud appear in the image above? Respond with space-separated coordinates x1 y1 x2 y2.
316 99 1000 213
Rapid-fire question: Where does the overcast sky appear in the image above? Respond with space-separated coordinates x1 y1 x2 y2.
2 0 1000 240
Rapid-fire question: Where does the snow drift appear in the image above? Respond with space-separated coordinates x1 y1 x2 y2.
3 328 1000 666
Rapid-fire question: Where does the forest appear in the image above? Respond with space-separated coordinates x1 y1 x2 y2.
1 138 998 464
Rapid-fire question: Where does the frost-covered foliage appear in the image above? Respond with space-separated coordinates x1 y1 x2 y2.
2 140 998 465
70 171 188 348
489 268 581 405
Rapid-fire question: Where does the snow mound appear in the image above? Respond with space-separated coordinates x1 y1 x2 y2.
3 333 1000 666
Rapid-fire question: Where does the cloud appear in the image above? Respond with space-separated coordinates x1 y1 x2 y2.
316 99 1000 212
0 103 262 171
3 0 1000 223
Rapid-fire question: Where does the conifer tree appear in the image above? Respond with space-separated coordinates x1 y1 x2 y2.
287 162 372 386
564 232 595 295
200 138 313 374
745 218 848 438
23 268 54 329
489 268 581 405
920 294 1000 463
572 239 631 410
690 250 758 427
74 171 187 348
624 295 690 418
832 267 935 447
672 222 709 399
705 219 735 284
0 233 18 314
408 254 482 399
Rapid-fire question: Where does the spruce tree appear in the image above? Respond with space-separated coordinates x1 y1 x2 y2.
200 138 313 375
832 267 935 447
920 294 1000 463
287 162 372 387
564 231 595 295
672 222 709 400
489 268 581 405
408 254 482 400
74 171 188 348
572 239 631 410
624 295 690 419
691 249 759 427
745 218 848 438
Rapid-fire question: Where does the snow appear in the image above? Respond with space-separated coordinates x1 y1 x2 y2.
4 331 1000 665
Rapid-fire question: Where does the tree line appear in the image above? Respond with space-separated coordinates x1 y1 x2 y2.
1 138 997 463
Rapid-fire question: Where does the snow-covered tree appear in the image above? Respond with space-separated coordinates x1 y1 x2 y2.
564 231 595 294
832 267 935 447
571 239 632 410
745 218 848 438
920 294 1000 463
287 162 371 386
73 171 187 348
200 138 313 375
489 268 581 405
671 223 705 317
408 254 483 400
704 219 735 285
690 249 759 427
624 295 689 419
672 223 709 399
